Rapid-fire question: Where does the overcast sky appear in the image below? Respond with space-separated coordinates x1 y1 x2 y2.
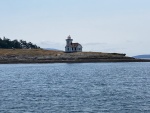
0 0 150 56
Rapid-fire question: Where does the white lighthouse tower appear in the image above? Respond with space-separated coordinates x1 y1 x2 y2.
66 35 73 45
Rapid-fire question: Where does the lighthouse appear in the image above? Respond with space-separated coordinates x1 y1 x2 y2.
65 35 82 53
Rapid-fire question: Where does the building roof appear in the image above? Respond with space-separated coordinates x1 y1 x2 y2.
67 35 71 39
66 43 82 48
71 43 80 47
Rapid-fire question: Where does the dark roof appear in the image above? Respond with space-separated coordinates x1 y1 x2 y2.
66 43 82 48
67 35 71 39
71 43 80 47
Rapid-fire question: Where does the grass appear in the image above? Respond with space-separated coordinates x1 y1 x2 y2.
0 49 127 57
0 49 63 56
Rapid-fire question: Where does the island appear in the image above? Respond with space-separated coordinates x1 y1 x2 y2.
0 36 150 63
0 49 150 64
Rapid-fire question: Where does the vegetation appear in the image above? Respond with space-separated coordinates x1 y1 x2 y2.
0 37 40 49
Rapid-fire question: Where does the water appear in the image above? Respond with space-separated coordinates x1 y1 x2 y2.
0 63 150 113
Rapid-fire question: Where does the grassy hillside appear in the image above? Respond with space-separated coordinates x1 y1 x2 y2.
0 49 62 56
0 49 127 59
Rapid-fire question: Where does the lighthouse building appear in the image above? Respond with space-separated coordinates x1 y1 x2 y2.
65 35 82 53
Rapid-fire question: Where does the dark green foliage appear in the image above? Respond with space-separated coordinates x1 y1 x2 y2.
0 37 40 49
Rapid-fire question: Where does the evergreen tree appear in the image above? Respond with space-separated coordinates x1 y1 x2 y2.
0 37 40 49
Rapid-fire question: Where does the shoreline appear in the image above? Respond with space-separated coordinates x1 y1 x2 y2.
0 59 150 64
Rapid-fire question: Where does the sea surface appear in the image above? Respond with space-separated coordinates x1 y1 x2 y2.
0 63 150 113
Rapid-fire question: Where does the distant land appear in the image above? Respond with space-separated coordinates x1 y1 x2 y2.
133 55 150 59
0 49 150 64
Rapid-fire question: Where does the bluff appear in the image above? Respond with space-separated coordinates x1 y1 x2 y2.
0 49 149 63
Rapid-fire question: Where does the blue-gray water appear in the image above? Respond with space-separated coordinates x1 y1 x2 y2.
0 63 150 113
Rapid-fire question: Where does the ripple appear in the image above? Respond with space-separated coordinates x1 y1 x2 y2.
0 63 150 113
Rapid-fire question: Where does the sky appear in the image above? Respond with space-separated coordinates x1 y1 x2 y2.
0 0 150 56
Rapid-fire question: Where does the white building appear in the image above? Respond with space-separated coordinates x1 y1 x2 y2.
65 35 82 53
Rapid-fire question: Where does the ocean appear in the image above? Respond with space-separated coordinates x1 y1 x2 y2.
0 63 150 113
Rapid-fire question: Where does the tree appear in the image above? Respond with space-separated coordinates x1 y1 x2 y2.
0 37 40 49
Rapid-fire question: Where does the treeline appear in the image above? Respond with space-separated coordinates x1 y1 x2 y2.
0 37 40 49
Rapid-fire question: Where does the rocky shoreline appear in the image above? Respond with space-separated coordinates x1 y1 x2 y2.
0 49 150 64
